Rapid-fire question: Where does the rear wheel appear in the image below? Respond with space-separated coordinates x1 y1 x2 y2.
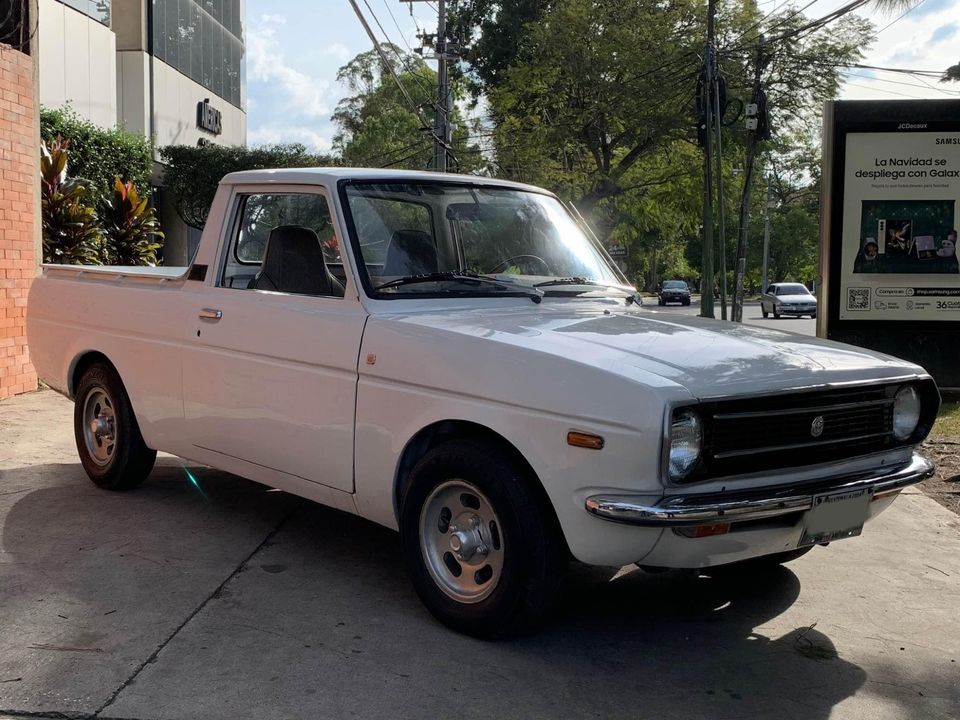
74 363 156 491
400 439 565 638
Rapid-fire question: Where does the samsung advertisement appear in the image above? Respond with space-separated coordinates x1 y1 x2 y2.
822 99 960 388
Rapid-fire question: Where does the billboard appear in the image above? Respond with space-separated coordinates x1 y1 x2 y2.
821 100 960 388
839 130 960 320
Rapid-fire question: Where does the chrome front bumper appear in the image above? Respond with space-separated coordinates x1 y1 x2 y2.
585 453 933 527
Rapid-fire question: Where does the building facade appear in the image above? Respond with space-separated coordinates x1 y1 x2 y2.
37 0 246 263
0 3 40 399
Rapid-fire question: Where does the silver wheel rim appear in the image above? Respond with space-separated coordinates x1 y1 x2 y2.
419 480 505 604
82 387 118 466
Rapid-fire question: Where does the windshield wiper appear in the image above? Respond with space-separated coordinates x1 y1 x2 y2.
533 277 610 289
534 277 642 305
375 271 543 303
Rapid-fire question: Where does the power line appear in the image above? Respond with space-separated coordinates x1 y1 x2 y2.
843 69 960 95
844 81 930 99
363 0 438 108
875 0 928 34
348 0 458 166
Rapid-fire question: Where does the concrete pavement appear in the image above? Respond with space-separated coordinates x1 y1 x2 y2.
1 390 959 720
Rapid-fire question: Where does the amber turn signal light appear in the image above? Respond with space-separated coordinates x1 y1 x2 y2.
567 431 605 450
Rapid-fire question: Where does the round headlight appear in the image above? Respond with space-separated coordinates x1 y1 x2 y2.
892 385 921 441
669 409 702 480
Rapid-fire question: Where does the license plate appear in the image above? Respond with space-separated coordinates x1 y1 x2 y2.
799 487 872 547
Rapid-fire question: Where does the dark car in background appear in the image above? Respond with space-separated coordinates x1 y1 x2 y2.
658 280 691 306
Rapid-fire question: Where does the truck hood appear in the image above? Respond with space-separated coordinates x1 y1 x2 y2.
383 301 921 399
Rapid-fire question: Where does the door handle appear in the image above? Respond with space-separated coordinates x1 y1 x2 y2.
199 308 223 321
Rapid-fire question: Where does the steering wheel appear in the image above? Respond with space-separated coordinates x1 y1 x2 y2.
487 254 552 275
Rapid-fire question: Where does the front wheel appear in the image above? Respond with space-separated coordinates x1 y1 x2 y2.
773 305 781 319
74 362 156 490
400 439 565 638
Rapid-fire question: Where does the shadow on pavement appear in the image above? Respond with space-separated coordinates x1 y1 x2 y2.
1 464 954 719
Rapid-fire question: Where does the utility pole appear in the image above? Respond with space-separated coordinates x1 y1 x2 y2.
732 35 767 323
699 0 717 319
434 0 452 171
761 175 772 290
714 74 727 320
410 0 454 171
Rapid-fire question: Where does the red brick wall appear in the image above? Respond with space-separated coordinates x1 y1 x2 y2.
0 43 37 399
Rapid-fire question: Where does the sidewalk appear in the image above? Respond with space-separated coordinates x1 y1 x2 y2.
2 390 959 720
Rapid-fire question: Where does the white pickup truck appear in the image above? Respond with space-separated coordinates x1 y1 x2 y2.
28 168 938 637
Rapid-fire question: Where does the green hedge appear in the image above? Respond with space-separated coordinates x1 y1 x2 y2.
159 143 338 229
40 106 153 201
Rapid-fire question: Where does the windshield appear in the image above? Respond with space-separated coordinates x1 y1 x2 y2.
662 281 687 289
778 284 811 296
342 181 626 298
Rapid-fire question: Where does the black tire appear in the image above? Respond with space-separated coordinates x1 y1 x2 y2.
710 545 814 575
811 313 817 319
773 305 781 319
657 298 664 306
682 299 690 306
74 362 156 491
400 439 566 638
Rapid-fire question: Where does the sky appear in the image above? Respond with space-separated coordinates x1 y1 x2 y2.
244 0 960 153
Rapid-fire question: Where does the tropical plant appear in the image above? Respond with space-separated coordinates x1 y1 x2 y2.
40 138 105 265
100 177 164 266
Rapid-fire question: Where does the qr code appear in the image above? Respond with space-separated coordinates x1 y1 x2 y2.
847 287 870 311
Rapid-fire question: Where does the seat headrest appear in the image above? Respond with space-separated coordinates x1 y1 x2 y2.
253 225 335 296
382 230 438 276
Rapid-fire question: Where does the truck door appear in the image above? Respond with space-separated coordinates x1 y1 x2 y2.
181 186 365 493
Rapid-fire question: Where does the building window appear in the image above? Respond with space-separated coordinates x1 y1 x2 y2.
151 0 244 110
59 1 111 26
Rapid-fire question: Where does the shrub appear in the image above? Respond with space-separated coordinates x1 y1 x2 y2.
40 106 153 202
159 143 338 229
40 139 105 265
100 178 164 266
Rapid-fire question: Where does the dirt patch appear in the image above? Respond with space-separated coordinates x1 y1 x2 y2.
920 438 960 515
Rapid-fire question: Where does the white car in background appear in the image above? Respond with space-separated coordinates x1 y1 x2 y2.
761 282 818 319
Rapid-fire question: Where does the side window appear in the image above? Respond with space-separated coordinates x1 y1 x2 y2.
767 285 777 295
220 192 345 297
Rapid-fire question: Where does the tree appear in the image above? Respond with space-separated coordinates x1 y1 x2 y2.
724 7 870 319
479 0 703 211
332 46 481 171
158 143 336 230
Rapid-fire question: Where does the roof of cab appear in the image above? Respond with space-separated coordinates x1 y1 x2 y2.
220 167 552 194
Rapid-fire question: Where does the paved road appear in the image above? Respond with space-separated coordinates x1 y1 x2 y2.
2 391 958 720
648 298 817 337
